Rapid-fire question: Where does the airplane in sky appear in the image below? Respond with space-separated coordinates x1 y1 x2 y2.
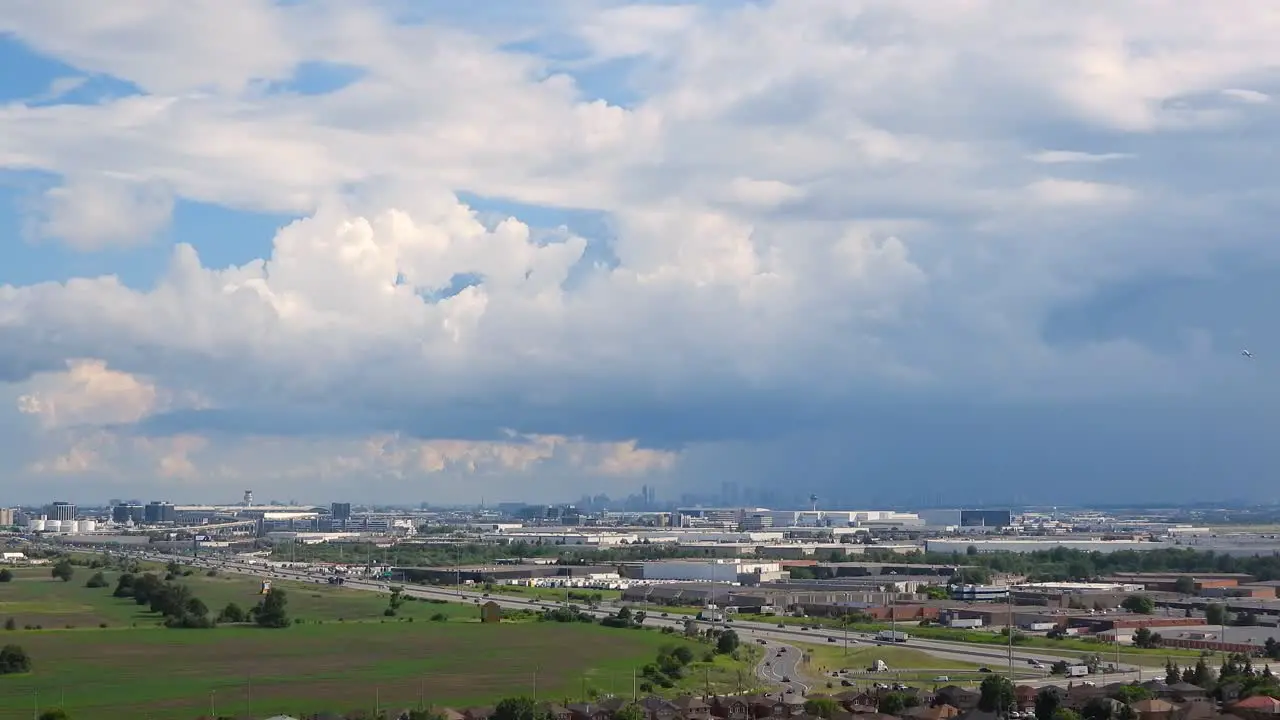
1242 349 1254 358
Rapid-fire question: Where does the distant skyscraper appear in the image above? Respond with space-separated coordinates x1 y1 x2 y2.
112 504 145 524
46 502 76 521
144 502 176 524
331 502 352 523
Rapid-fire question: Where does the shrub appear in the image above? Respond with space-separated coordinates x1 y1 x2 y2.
0 644 31 675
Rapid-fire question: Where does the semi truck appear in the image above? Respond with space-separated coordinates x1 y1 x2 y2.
1067 665 1089 677
877 630 910 643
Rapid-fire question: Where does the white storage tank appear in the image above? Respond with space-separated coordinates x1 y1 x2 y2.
76 520 97 533
28 519 46 532
46 520 65 533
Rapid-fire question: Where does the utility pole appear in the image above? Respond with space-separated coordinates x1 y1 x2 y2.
1007 585 1014 682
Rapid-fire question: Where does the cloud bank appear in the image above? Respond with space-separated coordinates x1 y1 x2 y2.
1 0 1279 505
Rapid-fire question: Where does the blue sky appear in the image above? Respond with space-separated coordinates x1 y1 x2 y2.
1 1 1278 505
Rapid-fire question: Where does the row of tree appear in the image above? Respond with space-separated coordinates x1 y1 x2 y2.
112 572 291 629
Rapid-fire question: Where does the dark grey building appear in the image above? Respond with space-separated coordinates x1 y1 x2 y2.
144 501 176 524
46 501 77 521
112 504 145 523
960 510 1012 528
330 502 352 521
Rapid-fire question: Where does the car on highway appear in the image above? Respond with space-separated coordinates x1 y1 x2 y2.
827 637 837 642
978 667 991 673
934 676 949 682
781 676 790 683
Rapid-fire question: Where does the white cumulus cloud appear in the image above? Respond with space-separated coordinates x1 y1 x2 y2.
1 0 1279 503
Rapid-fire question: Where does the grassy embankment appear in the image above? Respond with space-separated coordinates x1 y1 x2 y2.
0 565 754 719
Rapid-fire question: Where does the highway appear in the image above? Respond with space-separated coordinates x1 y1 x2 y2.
114 550 1145 690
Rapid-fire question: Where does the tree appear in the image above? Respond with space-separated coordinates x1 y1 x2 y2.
0 644 31 675
614 705 646 720
217 602 247 623
50 561 74 583
1133 628 1162 649
805 698 840 719
1165 660 1181 685
1264 637 1280 661
1174 577 1196 595
84 572 108 589
878 692 917 715
112 572 136 598
1206 604 1227 626
1112 686 1152 705
3 618 14 631
37 711 69 720
1188 657 1213 687
1035 688 1062 720
1052 709 1081 720
254 588 291 628
683 618 699 637
492 697 550 720
715 628 740 655
0 569 12 583
978 675 1016 714
1120 595 1154 615
1080 698 1114 720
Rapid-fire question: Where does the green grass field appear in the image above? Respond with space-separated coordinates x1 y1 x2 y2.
0 566 476 628
799 643 982 675
0 564 750 719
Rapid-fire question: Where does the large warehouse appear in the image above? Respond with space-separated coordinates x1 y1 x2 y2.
925 538 1162 554
629 559 784 583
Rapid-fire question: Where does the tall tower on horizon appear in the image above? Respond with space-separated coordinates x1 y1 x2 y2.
243 490 253 507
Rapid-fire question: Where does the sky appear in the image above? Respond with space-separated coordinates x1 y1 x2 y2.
1 1 1279 507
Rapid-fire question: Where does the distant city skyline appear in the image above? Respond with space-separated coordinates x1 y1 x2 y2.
2 3 1280 504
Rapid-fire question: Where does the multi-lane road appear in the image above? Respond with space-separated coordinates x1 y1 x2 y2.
113 551 1146 691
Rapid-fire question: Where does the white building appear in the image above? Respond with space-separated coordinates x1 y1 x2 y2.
637 559 783 582
925 538 1162 554
483 531 638 546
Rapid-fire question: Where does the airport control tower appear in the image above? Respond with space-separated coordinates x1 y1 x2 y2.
243 490 253 507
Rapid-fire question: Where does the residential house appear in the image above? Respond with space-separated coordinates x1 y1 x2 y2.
933 687 979 712
710 695 750 720
639 697 681 720
568 702 614 720
1131 698 1178 720
672 695 713 720
1230 696 1280 720
1160 683 1209 703
903 704 959 720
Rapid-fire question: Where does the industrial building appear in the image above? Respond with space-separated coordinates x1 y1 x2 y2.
626 559 785 583
924 538 1162 554
674 507 923 529
919 509 1014 528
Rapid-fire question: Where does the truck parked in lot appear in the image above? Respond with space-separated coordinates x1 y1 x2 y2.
877 630 910 643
